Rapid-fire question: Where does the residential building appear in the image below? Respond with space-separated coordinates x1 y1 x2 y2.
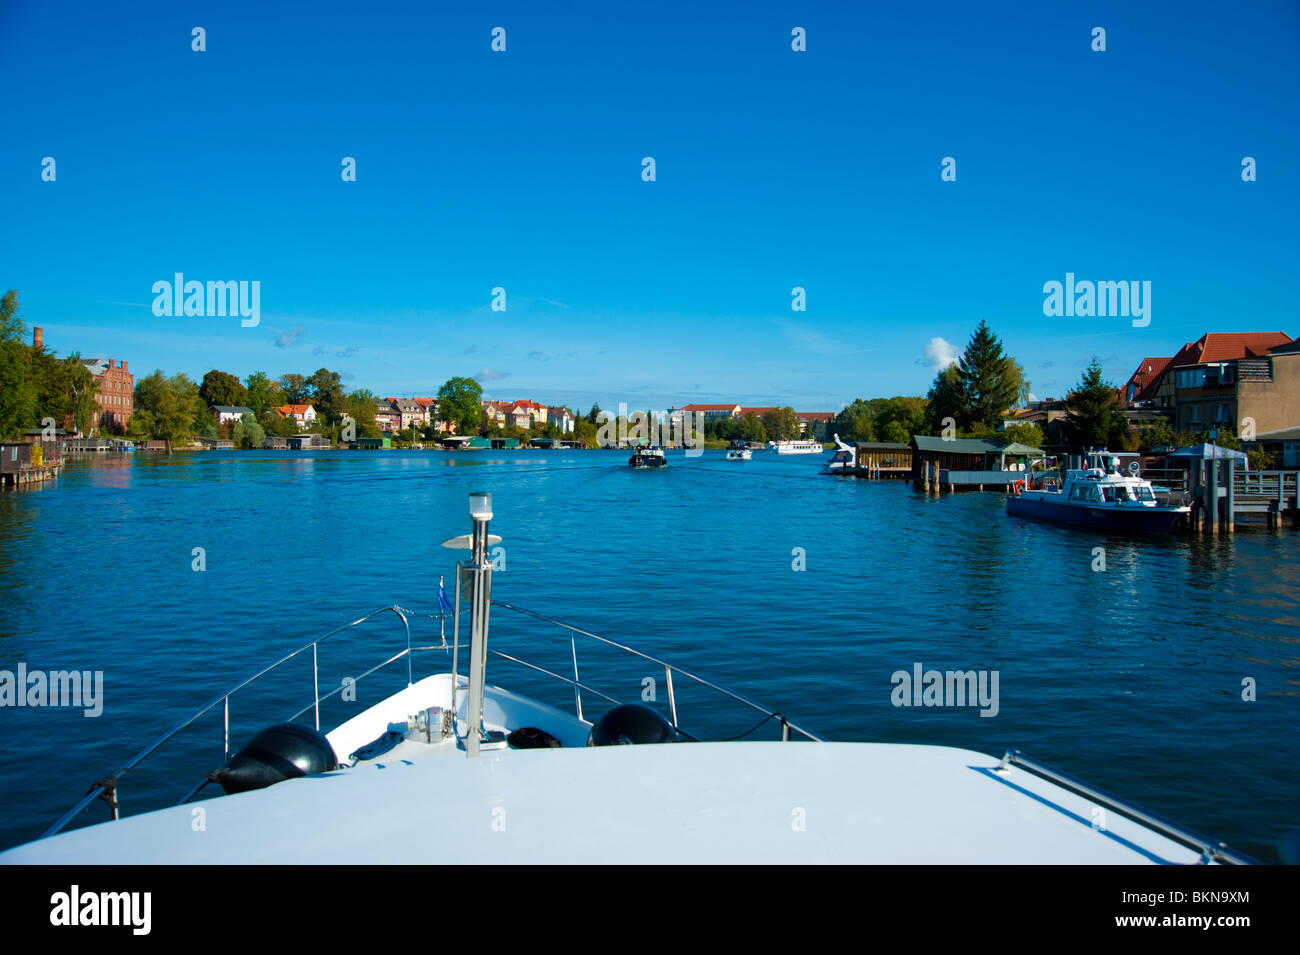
548 407 575 434
211 405 255 426
1121 357 1173 410
273 403 317 429
1167 332 1294 438
389 398 425 431
680 403 742 422
375 401 401 433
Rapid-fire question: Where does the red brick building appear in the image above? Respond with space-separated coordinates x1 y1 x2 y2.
82 355 134 431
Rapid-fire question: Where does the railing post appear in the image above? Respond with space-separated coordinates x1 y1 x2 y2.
665 666 677 728
223 696 229 762
312 642 320 731
570 633 583 721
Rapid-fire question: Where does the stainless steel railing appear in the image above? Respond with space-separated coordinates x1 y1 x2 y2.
40 605 414 839
999 751 1256 865
42 599 821 838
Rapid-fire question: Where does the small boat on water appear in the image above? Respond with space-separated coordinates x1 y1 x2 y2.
1006 451 1190 533
726 448 752 461
821 434 855 475
767 439 824 455
628 446 667 469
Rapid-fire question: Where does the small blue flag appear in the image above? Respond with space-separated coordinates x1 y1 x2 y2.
437 578 453 614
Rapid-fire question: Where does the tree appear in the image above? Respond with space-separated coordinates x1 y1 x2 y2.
437 377 484 434
586 403 602 425
278 373 308 404
244 371 281 416
924 364 964 434
760 407 801 442
1001 422 1044 449
955 320 1021 431
833 400 874 442
0 291 37 439
233 413 266 449
200 370 248 409
306 368 345 423
1062 358 1126 451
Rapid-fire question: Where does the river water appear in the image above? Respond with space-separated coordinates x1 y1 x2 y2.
1 450 1297 861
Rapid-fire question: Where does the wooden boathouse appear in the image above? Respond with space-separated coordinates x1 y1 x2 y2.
911 436 1047 491
1 441 62 488
854 442 912 478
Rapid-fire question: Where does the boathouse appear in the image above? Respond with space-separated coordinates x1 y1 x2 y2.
854 442 912 478
911 436 1047 490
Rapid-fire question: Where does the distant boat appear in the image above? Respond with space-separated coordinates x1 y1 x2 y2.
628 446 667 469
821 434 855 475
726 448 752 461
767 439 823 455
1006 451 1190 533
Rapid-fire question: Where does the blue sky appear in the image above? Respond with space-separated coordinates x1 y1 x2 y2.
2 0 1298 413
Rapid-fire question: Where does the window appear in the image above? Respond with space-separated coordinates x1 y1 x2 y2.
1189 405 1201 424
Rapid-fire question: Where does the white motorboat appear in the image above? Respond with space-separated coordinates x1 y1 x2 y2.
725 448 752 461
768 439 824 454
0 492 1253 864
1007 450 1191 533
821 433 855 475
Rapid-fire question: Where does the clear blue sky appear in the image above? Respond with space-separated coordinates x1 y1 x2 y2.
2 0 1297 413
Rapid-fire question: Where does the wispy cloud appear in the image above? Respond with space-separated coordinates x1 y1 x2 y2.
921 336 959 371
275 325 305 348
478 367 508 381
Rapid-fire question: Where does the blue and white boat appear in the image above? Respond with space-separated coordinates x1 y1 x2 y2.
1007 451 1190 533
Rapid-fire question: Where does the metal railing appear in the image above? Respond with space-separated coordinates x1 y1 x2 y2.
42 598 822 838
486 600 824 743
40 605 414 839
999 751 1256 865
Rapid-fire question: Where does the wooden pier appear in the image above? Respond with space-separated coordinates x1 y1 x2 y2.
0 441 62 488
1187 463 1300 533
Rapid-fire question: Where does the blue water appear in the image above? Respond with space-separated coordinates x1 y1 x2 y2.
1 450 1297 861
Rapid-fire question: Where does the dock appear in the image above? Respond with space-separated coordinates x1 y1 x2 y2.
1186 463 1300 533
1 441 62 488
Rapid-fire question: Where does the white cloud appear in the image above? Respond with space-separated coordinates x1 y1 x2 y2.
477 367 508 381
923 337 959 371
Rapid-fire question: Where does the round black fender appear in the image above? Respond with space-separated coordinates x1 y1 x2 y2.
208 723 339 795
588 703 680 746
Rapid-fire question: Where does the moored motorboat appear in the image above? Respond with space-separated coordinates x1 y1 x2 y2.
821 433 855 475
1007 451 1190 533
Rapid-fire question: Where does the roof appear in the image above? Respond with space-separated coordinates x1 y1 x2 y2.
274 404 314 416
998 442 1045 455
210 405 254 414
680 404 739 412
855 441 911 450
412 397 436 409
796 412 834 421
1166 443 1249 461
1169 333 1292 367
1255 426 1300 441
912 436 1001 454
0 741 1204 864
1124 356 1172 402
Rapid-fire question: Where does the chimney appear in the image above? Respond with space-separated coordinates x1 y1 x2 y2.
33 327 42 350
121 360 128 373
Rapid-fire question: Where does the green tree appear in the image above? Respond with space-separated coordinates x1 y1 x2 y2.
1001 422 1045 448
244 371 281 416
306 368 345 423
761 407 801 441
834 400 874 442
278 373 308 404
437 377 484 434
0 291 37 439
200 370 249 409
956 320 1021 431
924 364 964 434
1062 358 1126 451
233 413 266 449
